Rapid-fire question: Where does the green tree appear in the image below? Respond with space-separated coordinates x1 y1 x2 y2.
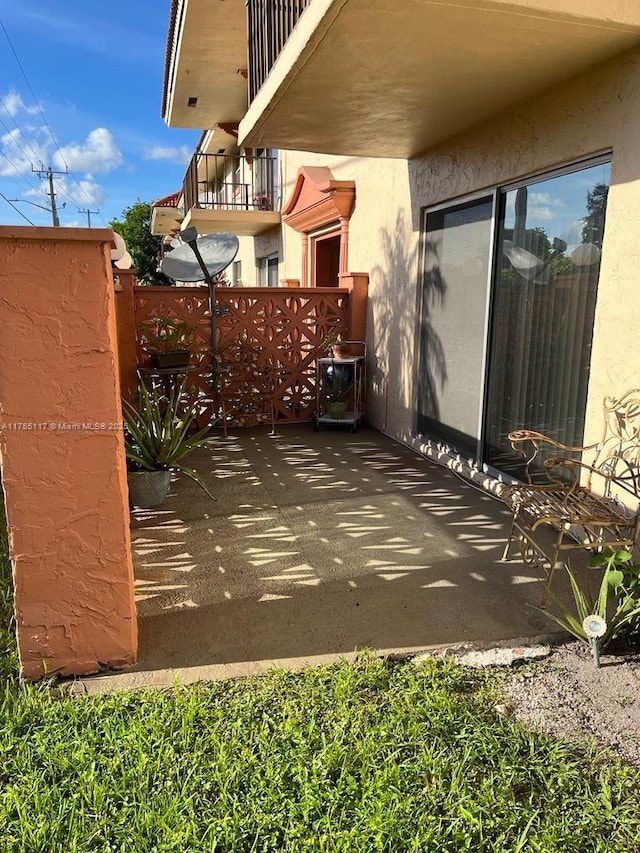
110 200 171 285
581 183 608 248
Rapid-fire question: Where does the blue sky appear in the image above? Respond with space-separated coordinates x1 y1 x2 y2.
0 1 199 228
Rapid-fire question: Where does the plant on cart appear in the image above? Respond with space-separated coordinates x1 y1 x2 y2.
137 316 199 368
324 363 354 420
321 325 351 359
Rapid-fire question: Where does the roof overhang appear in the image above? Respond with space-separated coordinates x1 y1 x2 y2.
163 0 248 129
239 0 640 158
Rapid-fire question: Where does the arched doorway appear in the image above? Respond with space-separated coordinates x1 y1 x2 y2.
282 167 356 287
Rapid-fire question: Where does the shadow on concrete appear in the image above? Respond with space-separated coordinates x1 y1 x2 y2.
86 425 587 691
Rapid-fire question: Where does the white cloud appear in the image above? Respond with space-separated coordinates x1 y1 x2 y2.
528 206 555 222
143 144 191 164
53 127 123 174
0 127 49 177
0 90 39 118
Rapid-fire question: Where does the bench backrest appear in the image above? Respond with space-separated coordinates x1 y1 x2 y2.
588 388 640 500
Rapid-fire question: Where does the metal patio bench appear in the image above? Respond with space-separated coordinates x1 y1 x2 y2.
216 337 283 436
501 389 640 588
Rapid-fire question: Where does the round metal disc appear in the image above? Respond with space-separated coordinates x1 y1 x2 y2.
161 232 239 282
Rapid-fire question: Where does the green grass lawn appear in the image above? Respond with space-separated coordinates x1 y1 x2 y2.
1 492 640 852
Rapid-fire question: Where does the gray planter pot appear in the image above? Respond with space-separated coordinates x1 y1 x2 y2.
128 470 171 509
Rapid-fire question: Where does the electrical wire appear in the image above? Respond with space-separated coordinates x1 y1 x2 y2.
0 17 105 223
0 190 34 224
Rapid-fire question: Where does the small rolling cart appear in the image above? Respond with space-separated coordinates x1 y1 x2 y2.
314 342 366 432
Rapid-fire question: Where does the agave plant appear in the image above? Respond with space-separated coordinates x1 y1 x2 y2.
123 377 215 500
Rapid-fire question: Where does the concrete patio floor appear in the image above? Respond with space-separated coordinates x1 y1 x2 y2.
83 424 576 693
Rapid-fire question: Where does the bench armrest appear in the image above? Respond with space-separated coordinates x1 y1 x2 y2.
508 429 600 484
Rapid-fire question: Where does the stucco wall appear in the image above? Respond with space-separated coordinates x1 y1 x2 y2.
272 45 640 450
0 227 137 679
233 227 283 286
277 149 413 429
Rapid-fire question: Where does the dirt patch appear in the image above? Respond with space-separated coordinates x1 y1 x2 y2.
501 640 640 765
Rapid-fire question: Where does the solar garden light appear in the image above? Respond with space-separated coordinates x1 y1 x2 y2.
582 614 607 667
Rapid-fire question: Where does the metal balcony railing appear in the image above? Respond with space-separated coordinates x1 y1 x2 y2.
183 151 278 215
246 0 310 102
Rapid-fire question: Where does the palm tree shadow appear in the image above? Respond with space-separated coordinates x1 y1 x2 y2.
369 210 447 430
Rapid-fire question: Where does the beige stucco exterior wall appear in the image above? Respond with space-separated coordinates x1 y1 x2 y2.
276 149 414 429
0 227 138 680
233 227 283 286
270 44 640 454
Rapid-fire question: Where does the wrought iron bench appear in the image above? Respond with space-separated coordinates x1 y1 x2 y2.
216 337 283 436
501 389 640 588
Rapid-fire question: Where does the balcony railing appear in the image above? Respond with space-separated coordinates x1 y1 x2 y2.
183 151 278 214
246 0 310 102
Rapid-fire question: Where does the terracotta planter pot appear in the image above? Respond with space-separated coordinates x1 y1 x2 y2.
331 344 351 359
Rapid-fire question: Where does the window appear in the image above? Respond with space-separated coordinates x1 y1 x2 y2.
232 260 242 286
257 254 278 287
416 156 611 481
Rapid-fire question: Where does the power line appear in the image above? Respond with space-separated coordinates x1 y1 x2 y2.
0 93 45 168
0 17 107 221
78 207 100 227
32 164 67 226
0 191 34 225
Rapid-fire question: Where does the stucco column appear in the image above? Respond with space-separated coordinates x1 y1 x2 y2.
339 272 368 343
113 268 138 404
301 233 309 287
338 216 350 275
0 226 138 680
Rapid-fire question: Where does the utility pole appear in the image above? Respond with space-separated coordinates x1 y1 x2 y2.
32 164 68 226
78 207 99 227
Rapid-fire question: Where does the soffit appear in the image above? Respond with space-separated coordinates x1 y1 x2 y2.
164 0 248 129
239 0 640 158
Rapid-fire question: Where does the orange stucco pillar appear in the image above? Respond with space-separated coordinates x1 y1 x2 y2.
339 272 368 343
0 226 137 680
113 268 138 404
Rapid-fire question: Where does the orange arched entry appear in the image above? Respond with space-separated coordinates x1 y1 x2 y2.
282 167 355 287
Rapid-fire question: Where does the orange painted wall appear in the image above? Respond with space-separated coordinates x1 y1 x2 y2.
0 226 138 679
113 268 138 404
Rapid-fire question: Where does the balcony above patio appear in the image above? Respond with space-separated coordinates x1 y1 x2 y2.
238 0 640 158
181 150 281 237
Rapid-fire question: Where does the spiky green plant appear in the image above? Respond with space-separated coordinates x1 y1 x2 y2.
123 378 216 500
540 548 640 650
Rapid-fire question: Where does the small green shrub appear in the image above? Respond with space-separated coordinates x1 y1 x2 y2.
540 548 640 662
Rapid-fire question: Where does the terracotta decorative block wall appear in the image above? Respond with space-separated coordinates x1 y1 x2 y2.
132 283 368 424
0 226 137 680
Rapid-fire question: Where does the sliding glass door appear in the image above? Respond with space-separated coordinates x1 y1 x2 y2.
417 157 611 481
416 195 494 458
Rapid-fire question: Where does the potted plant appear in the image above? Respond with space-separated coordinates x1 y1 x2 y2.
324 363 353 419
252 194 272 211
321 326 351 359
137 316 198 369
123 377 215 508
